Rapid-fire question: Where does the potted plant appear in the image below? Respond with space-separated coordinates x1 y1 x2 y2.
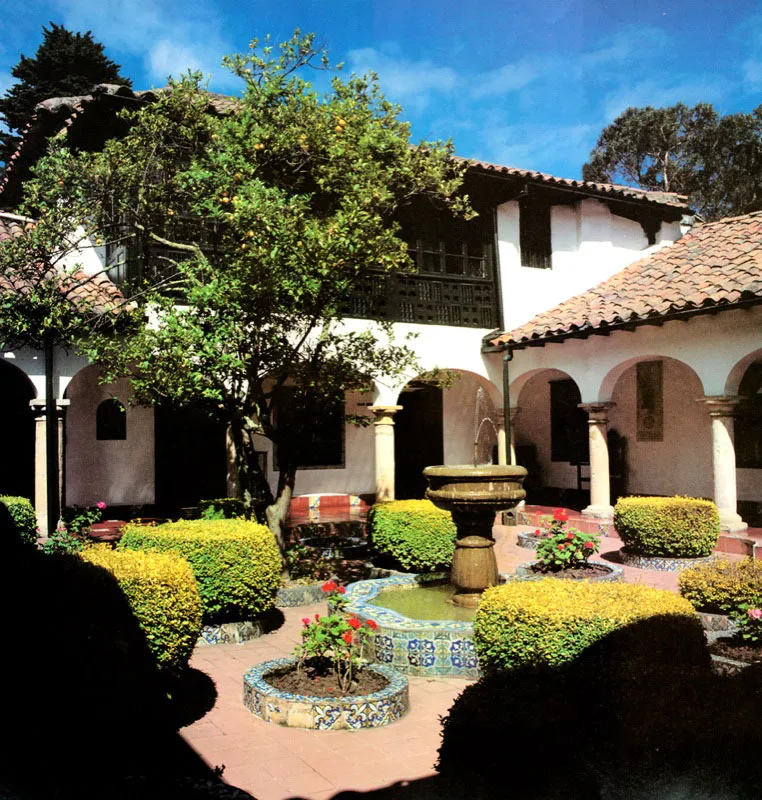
515 508 623 582
243 582 409 729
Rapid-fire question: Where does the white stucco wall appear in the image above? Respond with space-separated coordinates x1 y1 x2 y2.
497 198 681 331
65 368 155 507
442 372 499 466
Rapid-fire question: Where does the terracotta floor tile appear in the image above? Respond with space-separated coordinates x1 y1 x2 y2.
280 768 336 795
260 754 316 780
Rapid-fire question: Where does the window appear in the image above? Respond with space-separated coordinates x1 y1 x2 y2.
96 399 126 440
275 389 344 469
550 379 588 462
736 363 762 468
519 197 552 269
406 228 493 279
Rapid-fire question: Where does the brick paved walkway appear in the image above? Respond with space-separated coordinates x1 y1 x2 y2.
180 524 727 799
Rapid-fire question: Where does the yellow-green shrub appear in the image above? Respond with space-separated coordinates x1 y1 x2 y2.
118 519 281 623
474 579 703 673
614 496 720 557
0 495 37 546
81 546 202 671
368 499 456 572
679 557 762 614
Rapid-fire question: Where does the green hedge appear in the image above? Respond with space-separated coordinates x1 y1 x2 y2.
0 496 37 546
679 557 762 614
474 579 703 673
614 496 720 557
198 497 246 520
368 499 456 572
81 546 202 671
118 519 281 623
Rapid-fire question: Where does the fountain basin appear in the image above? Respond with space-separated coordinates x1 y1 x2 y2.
424 464 527 607
342 573 493 678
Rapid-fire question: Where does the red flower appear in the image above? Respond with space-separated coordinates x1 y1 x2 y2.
584 541 595 550
553 508 569 522
322 580 338 593
535 529 541 536
337 586 346 594
557 544 565 550
314 613 320 621
567 533 574 540
342 631 354 644
366 619 378 630
348 617 362 630
301 617 311 626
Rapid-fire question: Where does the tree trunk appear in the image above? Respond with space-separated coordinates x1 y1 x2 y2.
266 462 297 578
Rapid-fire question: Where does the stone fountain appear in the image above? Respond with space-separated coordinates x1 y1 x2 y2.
424 464 526 607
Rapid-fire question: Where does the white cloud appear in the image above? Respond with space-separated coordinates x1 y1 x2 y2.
346 47 459 109
471 59 539 99
51 0 237 87
477 122 596 174
602 78 729 120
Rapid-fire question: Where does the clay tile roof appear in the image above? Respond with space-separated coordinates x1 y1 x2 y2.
488 211 762 349
465 157 689 210
0 211 130 315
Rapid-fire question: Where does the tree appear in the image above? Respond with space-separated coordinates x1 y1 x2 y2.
0 23 131 167
582 103 762 221
21 32 470 555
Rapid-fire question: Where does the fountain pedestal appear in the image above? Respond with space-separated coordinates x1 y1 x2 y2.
423 465 527 608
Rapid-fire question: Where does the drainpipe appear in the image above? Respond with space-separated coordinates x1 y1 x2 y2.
502 349 513 466
45 340 59 535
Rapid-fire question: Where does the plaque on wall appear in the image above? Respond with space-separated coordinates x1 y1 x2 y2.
636 361 663 442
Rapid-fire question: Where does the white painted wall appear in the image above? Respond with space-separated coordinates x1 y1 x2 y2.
497 198 681 331
442 373 498 466
65 368 155 507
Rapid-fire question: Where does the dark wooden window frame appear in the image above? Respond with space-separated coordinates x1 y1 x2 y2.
519 196 552 270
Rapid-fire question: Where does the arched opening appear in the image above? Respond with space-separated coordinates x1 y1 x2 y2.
0 359 36 500
603 356 712 500
732 355 762 526
393 370 500 500
513 369 588 508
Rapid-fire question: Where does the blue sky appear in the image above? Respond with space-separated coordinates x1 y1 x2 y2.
2 0 762 179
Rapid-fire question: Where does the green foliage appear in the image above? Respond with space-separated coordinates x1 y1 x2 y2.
284 540 334 582
614 496 720 557
0 23 130 166
582 102 762 220
62 503 106 534
535 507 600 570
731 604 762 645
40 526 85 556
679 557 762 614
199 498 246 520
368 499 456 572
474 579 702 673
81 546 202 671
118 519 282 623
0 495 37 546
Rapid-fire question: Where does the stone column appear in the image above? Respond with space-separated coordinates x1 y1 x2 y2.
30 399 69 536
579 402 615 519
701 396 747 532
369 405 403 503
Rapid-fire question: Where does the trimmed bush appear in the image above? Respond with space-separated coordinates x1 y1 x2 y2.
81 546 202 671
679 557 762 614
118 519 282 623
199 497 246 520
614 496 720 557
368 499 456 572
474 579 703 673
0 496 37 546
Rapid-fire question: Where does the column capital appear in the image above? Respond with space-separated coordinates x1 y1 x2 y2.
29 398 70 415
699 396 744 417
495 407 519 423
578 402 615 423
369 405 403 425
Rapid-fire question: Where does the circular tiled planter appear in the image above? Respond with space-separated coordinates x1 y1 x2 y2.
514 560 624 583
197 619 265 646
243 657 409 730
516 531 545 550
705 630 756 676
275 583 327 608
698 611 738 632
619 550 716 572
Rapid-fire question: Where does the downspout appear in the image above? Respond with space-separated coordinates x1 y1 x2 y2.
45 339 59 535
502 348 514 466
